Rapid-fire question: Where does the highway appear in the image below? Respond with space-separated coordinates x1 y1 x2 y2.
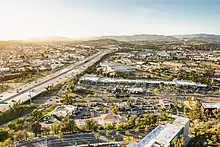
0 50 111 111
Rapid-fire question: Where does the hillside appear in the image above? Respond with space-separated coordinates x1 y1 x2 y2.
100 34 179 42
172 34 220 42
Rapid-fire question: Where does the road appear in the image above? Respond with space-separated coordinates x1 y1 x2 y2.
16 129 149 147
0 50 112 111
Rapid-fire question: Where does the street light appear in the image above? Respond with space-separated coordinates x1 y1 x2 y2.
28 89 34 104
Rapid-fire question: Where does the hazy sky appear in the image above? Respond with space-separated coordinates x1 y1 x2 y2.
0 0 220 40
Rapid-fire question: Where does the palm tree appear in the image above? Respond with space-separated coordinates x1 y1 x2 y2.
51 123 61 135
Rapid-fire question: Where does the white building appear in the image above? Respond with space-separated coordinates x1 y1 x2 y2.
52 105 77 118
128 116 190 147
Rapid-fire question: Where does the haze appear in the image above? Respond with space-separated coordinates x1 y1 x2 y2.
0 0 220 40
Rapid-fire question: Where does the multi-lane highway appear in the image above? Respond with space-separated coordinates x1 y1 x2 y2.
0 50 111 111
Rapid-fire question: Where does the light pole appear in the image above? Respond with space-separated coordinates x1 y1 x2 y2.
28 89 34 104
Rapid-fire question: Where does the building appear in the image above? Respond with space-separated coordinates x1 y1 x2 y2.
202 102 220 115
52 105 77 118
79 74 207 89
128 116 190 147
99 62 135 76
75 113 125 127
159 100 173 109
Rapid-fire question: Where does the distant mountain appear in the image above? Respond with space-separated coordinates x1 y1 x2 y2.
100 34 179 42
172 34 220 42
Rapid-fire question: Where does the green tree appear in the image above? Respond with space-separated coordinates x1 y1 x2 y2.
8 118 25 131
61 94 74 105
30 110 43 122
125 130 130 136
116 131 120 136
61 117 78 134
84 119 98 132
110 104 119 114
103 123 114 131
0 138 11 147
172 135 185 147
0 129 9 142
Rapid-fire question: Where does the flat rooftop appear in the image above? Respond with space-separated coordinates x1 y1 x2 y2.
128 116 189 147
80 74 206 87
202 102 220 109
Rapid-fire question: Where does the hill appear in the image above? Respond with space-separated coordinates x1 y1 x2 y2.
100 34 179 42
172 34 220 42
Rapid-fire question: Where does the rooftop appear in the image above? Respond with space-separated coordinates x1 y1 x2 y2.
80 75 206 87
128 116 189 147
202 102 220 109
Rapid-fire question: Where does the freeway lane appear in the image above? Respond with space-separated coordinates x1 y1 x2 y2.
0 51 102 101
0 50 111 111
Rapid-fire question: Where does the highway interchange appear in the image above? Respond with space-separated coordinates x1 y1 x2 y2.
0 50 112 111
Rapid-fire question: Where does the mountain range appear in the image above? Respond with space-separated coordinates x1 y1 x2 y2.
99 34 220 42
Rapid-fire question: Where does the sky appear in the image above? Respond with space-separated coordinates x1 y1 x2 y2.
0 0 220 40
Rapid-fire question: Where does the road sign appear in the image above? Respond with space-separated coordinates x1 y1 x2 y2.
0 101 8 104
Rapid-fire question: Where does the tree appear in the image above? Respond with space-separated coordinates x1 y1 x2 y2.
30 110 43 122
51 123 61 135
42 126 50 136
135 128 139 133
94 132 100 141
61 117 78 134
103 124 114 131
212 109 220 118
172 135 185 147
0 138 11 147
8 118 25 131
106 130 110 137
14 130 27 141
61 94 74 105
125 130 130 136
84 119 98 132
28 122 42 137
0 129 9 142
116 131 120 136
110 104 119 114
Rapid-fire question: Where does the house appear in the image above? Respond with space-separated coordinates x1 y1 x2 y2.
128 116 190 147
75 113 125 127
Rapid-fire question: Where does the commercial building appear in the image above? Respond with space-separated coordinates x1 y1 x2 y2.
99 62 135 76
79 74 207 89
128 116 190 147
52 105 77 118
